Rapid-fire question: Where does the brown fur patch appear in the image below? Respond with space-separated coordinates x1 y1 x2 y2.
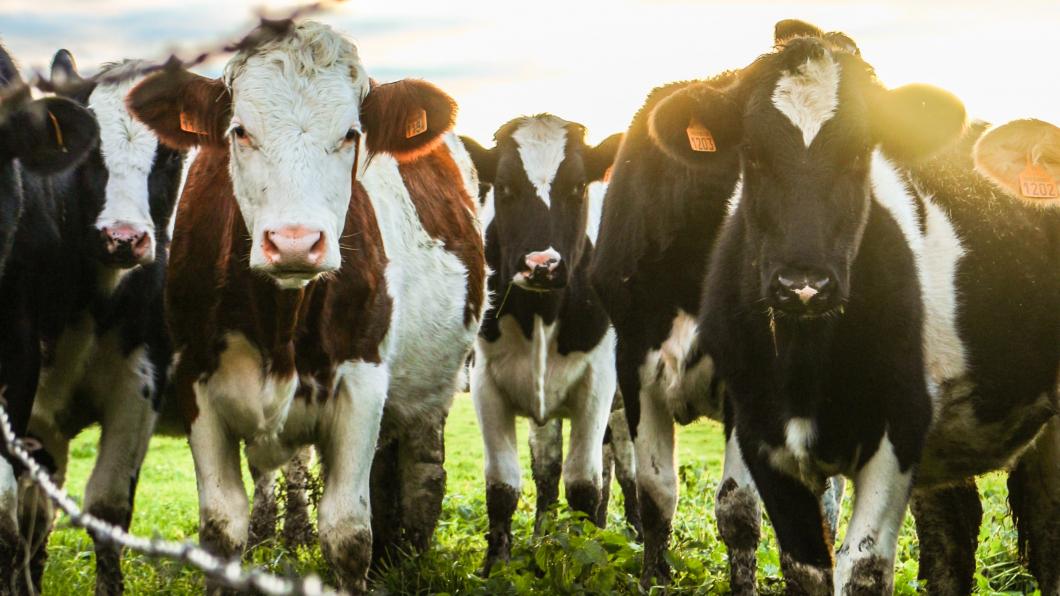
362 79 456 164
780 552 833 596
398 147 485 325
128 69 231 150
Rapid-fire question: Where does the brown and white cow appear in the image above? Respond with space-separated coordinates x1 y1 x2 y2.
129 22 485 592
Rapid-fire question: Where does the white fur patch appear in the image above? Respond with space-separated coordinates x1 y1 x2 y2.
785 417 816 460
586 181 607 245
771 54 841 147
88 64 160 242
869 151 968 391
512 115 569 208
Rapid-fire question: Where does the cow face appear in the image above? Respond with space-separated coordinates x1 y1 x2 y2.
649 32 965 318
129 21 456 289
50 53 186 268
464 115 620 291
974 119 1060 209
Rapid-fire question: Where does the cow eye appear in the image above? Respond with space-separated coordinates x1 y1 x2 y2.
231 125 252 147
344 128 361 144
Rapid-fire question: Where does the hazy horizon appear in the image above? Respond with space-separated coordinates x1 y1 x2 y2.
3 0 1058 142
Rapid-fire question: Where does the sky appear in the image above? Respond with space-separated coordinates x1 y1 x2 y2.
2 0 1058 144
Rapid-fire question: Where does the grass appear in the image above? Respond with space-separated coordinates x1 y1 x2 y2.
41 394 1038 594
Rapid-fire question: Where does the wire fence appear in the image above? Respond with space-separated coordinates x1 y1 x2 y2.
1 5 358 591
0 404 344 595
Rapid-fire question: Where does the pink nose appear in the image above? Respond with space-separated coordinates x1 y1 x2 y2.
261 226 326 269
524 250 560 272
101 224 152 261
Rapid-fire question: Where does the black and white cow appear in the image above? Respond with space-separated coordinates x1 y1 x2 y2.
640 25 1059 594
0 45 98 593
461 115 623 572
8 52 187 594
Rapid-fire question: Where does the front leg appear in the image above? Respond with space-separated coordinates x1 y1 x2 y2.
716 427 762 596
528 418 562 533
318 361 388 595
471 364 520 575
281 446 315 549
397 404 449 553
909 479 981 596
834 436 913 595
188 388 249 596
563 361 614 527
634 380 678 589
607 400 641 538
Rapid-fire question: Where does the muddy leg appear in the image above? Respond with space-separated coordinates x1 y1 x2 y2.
281 447 315 549
909 479 981 596
598 434 614 527
1008 417 1060 595
608 403 641 538
398 406 449 553
528 418 562 534
472 364 520 576
716 428 761 596
369 436 401 567
246 462 277 550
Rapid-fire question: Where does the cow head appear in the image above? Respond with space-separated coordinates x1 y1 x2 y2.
463 115 620 291
974 119 1060 209
48 52 186 269
129 21 456 289
649 24 965 318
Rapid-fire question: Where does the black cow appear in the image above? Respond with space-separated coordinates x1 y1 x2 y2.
641 23 1058 594
6 52 186 595
0 45 98 593
461 115 624 573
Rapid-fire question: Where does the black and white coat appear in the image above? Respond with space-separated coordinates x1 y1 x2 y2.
6 54 186 594
463 115 622 572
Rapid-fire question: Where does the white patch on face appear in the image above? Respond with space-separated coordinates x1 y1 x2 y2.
512 115 569 208
870 151 967 390
224 22 370 276
771 53 841 147
586 181 607 245
88 68 160 242
478 186 495 233
785 417 816 460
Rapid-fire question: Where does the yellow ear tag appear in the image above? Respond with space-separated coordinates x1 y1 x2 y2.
1018 161 1059 199
686 120 717 152
47 110 67 153
179 111 207 136
405 108 428 139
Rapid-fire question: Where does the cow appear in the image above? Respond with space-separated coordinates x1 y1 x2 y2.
0 47 109 594
587 21 861 591
638 23 1058 594
3 52 188 595
460 115 622 573
127 21 485 592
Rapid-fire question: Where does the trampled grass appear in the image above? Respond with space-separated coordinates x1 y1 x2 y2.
41 394 1038 594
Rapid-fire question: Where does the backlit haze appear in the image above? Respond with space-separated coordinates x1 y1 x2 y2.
3 0 1058 144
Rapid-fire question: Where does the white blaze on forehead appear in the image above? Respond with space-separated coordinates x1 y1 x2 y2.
512 115 569 208
771 53 841 147
88 63 159 232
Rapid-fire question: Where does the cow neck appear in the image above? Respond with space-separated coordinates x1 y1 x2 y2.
765 313 836 420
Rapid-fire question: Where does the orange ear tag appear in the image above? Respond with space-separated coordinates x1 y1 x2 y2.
686 120 717 152
1018 161 1059 199
405 109 428 139
179 111 206 136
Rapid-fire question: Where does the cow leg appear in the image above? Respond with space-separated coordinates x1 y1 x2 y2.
743 453 833 596
563 366 613 528
909 479 981 596
607 403 641 538
318 362 387 595
1008 416 1060 595
471 367 520 576
634 382 678 589
369 436 401 566
16 418 71 593
82 393 156 596
716 428 761 596
598 431 614 527
397 405 448 553
188 398 248 596
281 446 315 549
246 461 277 549
834 437 912 596
821 476 846 544
528 418 562 534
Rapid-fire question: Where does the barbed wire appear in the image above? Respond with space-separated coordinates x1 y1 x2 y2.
0 404 344 595
1 0 349 104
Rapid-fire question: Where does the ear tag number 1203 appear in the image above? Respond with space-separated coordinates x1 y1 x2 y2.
686 120 717 153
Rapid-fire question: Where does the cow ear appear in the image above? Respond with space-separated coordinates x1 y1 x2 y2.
459 135 497 183
647 82 742 169
128 68 231 150
2 96 98 174
774 19 824 45
585 133 623 182
50 49 82 87
974 119 1060 208
361 79 457 163
873 83 966 162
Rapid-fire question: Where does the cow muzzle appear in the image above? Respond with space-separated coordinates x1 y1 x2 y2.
514 249 566 291
768 267 841 316
259 225 330 284
99 223 154 267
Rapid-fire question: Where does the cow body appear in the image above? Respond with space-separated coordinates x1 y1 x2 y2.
661 30 1060 594
463 115 623 572
129 22 484 592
